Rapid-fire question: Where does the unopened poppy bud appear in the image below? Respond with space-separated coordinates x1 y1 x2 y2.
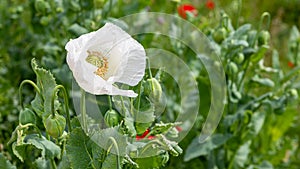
19 108 36 125
104 109 120 127
44 114 66 138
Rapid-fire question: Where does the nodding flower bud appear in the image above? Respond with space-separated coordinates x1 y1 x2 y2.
34 0 49 15
19 108 36 125
258 30 270 46
104 109 121 127
227 62 238 76
44 114 66 138
144 78 162 103
213 27 227 43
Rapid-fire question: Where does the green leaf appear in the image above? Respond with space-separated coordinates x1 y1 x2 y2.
0 153 17 169
34 157 50 169
58 151 71 169
233 141 251 168
26 134 61 159
150 122 180 135
30 58 59 119
135 107 155 134
250 45 269 63
66 127 103 169
135 150 169 169
12 134 61 162
90 127 127 156
251 75 275 87
68 23 88 36
101 153 120 169
184 134 231 161
228 24 251 40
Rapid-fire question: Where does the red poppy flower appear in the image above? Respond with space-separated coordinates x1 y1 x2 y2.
206 0 215 10
136 129 155 140
177 4 198 19
175 126 182 132
288 61 295 68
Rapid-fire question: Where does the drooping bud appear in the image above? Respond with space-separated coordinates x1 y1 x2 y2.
257 30 270 46
19 108 36 125
44 114 66 138
104 109 120 127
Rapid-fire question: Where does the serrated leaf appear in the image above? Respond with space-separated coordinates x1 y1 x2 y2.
34 157 50 169
0 153 17 169
150 122 180 135
30 58 59 119
66 128 103 169
90 127 127 156
12 134 61 162
12 142 39 162
101 153 120 169
184 134 231 161
26 134 61 159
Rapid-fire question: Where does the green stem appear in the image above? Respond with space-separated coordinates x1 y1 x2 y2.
107 137 120 169
51 85 72 132
147 57 153 78
50 158 57 169
19 80 41 109
236 0 242 28
19 123 42 138
81 89 87 132
136 82 142 114
258 12 271 31
108 95 112 111
237 58 251 91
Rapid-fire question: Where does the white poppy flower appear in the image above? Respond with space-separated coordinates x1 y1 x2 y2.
65 23 146 97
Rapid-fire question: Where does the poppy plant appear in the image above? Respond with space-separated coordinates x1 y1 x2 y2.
206 0 215 10
65 23 146 97
288 61 295 68
177 4 198 19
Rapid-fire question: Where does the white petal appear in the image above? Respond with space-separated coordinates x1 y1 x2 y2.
65 23 146 97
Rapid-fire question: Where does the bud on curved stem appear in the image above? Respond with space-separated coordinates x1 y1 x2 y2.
51 85 72 132
19 80 41 109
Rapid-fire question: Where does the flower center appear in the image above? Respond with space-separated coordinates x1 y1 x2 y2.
86 50 109 78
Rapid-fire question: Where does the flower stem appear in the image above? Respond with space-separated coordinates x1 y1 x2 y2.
19 80 41 109
259 12 271 31
107 137 120 169
147 57 153 78
108 95 112 111
236 0 242 28
50 158 57 169
136 82 142 114
81 89 87 132
51 85 72 132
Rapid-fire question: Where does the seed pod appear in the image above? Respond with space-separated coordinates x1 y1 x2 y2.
19 108 36 125
258 30 270 46
104 109 120 127
213 27 227 43
44 114 66 138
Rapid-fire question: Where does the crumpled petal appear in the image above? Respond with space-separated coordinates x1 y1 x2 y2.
65 23 146 97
